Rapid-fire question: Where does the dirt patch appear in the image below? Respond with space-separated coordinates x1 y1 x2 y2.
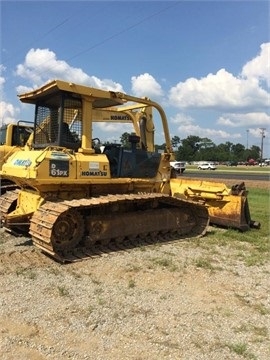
0 178 269 359
0 227 269 359
191 177 269 190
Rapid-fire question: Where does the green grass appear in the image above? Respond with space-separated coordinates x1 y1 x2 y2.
15 267 37 279
225 342 257 359
247 188 269 232
239 188 269 248
227 342 248 355
128 279 136 288
221 188 269 236
149 256 178 272
187 187 269 268
57 285 69 297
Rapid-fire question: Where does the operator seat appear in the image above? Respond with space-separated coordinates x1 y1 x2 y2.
61 122 77 143
60 122 81 150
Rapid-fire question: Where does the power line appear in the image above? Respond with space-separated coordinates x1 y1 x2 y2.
1 17 71 66
4 1 181 84
67 1 181 62
1 2 109 67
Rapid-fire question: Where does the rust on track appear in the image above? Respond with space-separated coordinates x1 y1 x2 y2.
29 193 209 263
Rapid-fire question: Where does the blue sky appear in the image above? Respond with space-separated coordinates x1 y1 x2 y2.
1 0 269 157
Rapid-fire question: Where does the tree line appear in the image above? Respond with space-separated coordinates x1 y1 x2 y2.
119 132 260 163
170 135 260 163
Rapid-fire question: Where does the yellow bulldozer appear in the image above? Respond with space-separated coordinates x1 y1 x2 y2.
0 80 259 262
0 121 33 194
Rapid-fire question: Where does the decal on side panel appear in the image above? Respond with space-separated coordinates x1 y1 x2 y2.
81 170 107 176
50 160 69 177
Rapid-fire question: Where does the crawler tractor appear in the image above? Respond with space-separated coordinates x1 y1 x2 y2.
0 122 33 194
0 80 259 261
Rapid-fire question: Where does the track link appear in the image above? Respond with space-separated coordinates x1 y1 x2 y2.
0 189 19 223
29 193 209 263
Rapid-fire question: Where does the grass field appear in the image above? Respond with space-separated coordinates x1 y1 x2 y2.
199 186 270 267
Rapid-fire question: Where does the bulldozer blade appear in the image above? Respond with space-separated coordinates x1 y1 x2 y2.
170 178 260 231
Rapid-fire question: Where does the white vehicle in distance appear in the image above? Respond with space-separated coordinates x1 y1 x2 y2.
197 162 217 170
170 161 186 174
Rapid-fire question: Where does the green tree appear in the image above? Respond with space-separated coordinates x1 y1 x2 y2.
119 131 261 164
216 142 233 162
120 132 131 148
231 143 245 160
246 145 260 161
176 135 201 161
199 137 214 149
171 135 181 149
198 145 217 161
196 138 216 161
155 143 166 152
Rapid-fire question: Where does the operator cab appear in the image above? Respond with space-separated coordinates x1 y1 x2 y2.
25 81 124 152
33 93 82 151
18 80 163 178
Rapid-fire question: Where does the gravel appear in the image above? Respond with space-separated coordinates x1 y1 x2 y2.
0 225 269 360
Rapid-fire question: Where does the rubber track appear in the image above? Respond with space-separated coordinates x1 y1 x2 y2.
29 193 209 263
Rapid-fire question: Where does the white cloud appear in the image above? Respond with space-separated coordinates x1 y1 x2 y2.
167 44 270 151
217 112 270 127
168 43 270 112
169 68 269 111
241 43 270 87
170 113 195 126
131 73 163 98
5 45 268 152
249 127 268 139
0 66 20 124
92 122 134 143
15 48 124 92
0 101 19 124
170 112 241 140
179 122 241 140
16 85 36 95
94 121 133 134
0 65 6 99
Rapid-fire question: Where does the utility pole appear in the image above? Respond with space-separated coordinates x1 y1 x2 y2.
246 129 249 150
259 128 266 166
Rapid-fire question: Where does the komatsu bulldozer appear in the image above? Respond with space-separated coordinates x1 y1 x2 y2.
0 80 259 262
0 122 33 194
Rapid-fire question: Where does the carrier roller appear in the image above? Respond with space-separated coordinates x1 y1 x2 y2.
29 193 209 262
